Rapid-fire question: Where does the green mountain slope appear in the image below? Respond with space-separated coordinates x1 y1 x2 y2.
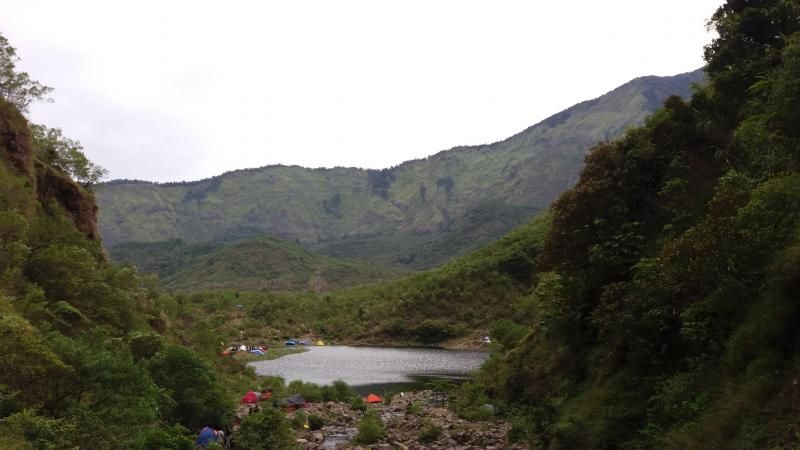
183 2 800 447
177 212 551 345
97 70 702 270
0 94 242 448
111 236 403 292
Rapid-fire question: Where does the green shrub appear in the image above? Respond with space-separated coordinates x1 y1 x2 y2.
290 411 308 430
491 319 528 348
139 424 194 450
453 382 493 421
349 396 366 413
406 402 422 416
329 379 355 402
307 414 325 431
147 345 229 429
354 411 385 445
418 421 443 443
0 409 78 450
129 332 163 361
236 406 295 450
287 380 323 402
412 319 464 344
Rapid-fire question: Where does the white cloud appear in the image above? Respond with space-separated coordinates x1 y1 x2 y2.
1 0 720 181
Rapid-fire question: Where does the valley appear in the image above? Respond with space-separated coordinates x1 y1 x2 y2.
4 2 800 448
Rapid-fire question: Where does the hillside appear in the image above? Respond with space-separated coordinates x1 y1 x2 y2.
184 2 800 447
176 213 551 345
111 236 403 292
0 92 249 448
97 70 702 271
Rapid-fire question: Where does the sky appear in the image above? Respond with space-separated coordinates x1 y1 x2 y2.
0 1 721 182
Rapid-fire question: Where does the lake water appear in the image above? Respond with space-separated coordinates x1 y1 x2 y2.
249 346 488 394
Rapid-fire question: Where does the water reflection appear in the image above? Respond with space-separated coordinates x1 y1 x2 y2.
249 346 488 392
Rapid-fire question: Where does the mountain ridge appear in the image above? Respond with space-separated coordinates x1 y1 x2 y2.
98 69 704 271
101 70 703 187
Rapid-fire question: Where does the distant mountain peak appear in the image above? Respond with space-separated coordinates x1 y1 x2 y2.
99 69 703 274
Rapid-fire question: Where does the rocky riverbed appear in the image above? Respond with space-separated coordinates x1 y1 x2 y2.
290 390 529 450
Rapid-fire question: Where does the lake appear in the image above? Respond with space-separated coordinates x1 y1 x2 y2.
249 346 488 394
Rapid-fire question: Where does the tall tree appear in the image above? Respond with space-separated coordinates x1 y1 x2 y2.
30 124 108 186
0 32 53 114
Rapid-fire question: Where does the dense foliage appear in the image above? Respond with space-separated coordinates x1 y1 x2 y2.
172 213 550 345
0 40 238 449
109 236 402 292
470 1 800 448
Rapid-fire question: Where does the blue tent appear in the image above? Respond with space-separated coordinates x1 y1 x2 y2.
196 427 218 448
250 349 265 355
285 339 297 346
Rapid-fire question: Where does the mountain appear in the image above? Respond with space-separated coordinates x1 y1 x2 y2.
181 2 800 446
97 70 703 271
110 236 403 292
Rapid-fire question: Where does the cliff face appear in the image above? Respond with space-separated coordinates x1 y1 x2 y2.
0 99 33 174
0 98 99 241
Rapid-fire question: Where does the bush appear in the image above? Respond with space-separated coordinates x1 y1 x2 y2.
236 406 295 450
406 402 422 416
349 396 366 413
129 332 163 361
329 379 356 402
453 382 494 421
418 421 443 443
0 409 78 450
147 345 229 429
412 319 464 344
307 414 325 431
491 319 528 349
139 424 194 450
354 411 385 445
287 380 323 402
290 411 310 430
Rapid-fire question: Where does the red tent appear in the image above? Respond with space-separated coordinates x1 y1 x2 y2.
241 391 258 404
365 394 383 403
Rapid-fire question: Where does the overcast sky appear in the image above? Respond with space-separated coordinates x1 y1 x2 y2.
1 1 721 182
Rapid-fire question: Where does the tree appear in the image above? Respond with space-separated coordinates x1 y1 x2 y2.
0 33 53 114
30 124 108 186
147 345 229 429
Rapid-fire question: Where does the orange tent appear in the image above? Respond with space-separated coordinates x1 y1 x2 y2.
365 394 383 403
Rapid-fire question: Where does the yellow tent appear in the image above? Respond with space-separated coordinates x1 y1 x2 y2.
315 340 325 346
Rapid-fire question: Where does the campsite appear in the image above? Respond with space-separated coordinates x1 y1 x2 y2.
212 378 526 449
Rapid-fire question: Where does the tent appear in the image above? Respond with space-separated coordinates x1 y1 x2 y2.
241 391 259 404
365 394 383 403
239 344 247 351
249 349 265 355
280 394 308 410
196 427 218 448
285 340 297 346
315 340 325 346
